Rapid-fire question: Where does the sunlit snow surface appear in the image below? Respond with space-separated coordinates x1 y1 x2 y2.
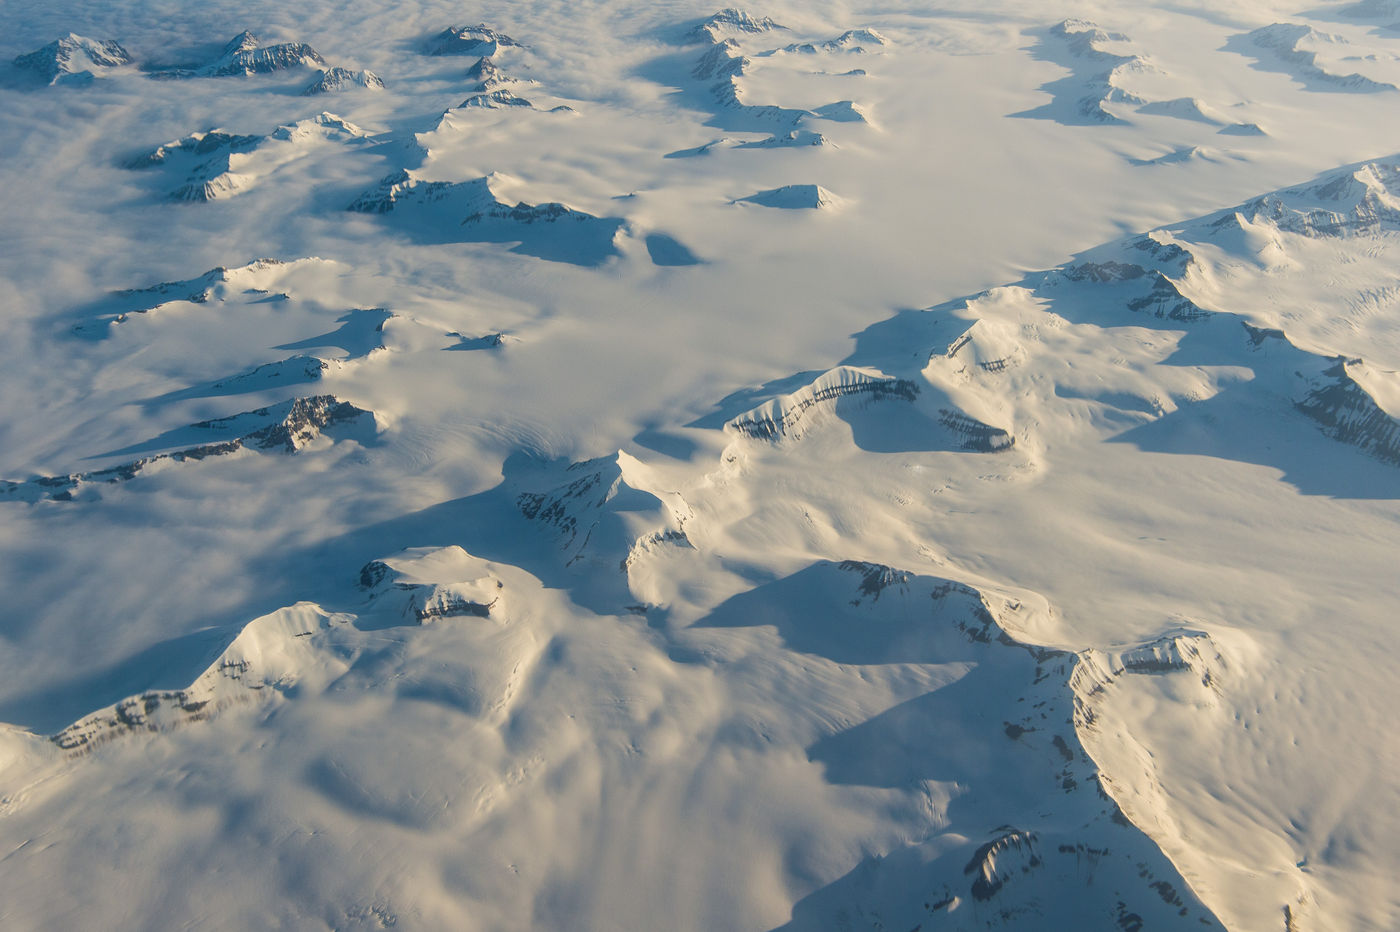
3 1 1400 929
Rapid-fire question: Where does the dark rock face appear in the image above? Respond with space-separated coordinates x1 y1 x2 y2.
1297 361 1400 466
458 90 534 109
302 67 384 94
14 34 131 82
146 32 326 79
1125 272 1211 322
729 377 920 440
203 31 326 76
937 409 1016 451
425 25 524 57
688 9 785 44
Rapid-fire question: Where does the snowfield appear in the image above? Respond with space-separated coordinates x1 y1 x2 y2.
3 1 1400 930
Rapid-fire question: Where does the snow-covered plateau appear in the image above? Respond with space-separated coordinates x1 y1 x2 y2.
3 1 1400 930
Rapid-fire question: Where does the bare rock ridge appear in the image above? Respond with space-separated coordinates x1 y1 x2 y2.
1296 359 1400 465
0 396 374 503
727 367 919 440
1226 160 1400 236
1059 255 1212 323
721 364 1017 451
13 34 131 84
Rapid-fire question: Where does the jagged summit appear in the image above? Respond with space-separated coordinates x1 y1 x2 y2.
466 55 514 91
425 24 524 57
1229 158 1400 237
207 31 326 76
146 31 327 79
689 9 786 44
302 66 384 94
13 34 131 84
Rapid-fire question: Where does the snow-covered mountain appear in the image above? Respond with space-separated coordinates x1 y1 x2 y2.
4 3 1400 931
12 33 131 84
125 112 370 202
146 30 329 79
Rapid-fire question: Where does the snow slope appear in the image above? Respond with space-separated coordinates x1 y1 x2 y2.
3 2 1400 931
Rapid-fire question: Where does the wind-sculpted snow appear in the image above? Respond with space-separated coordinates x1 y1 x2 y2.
1135 97 1225 125
0 396 375 503
675 10 883 144
705 562 1226 930
1016 19 1152 125
50 548 508 751
13 34 131 84
70 257 325 336
125 112 369 202
50 603 354 752
1018 19 1257 131
1234 24 1399 92
735 183 840 209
